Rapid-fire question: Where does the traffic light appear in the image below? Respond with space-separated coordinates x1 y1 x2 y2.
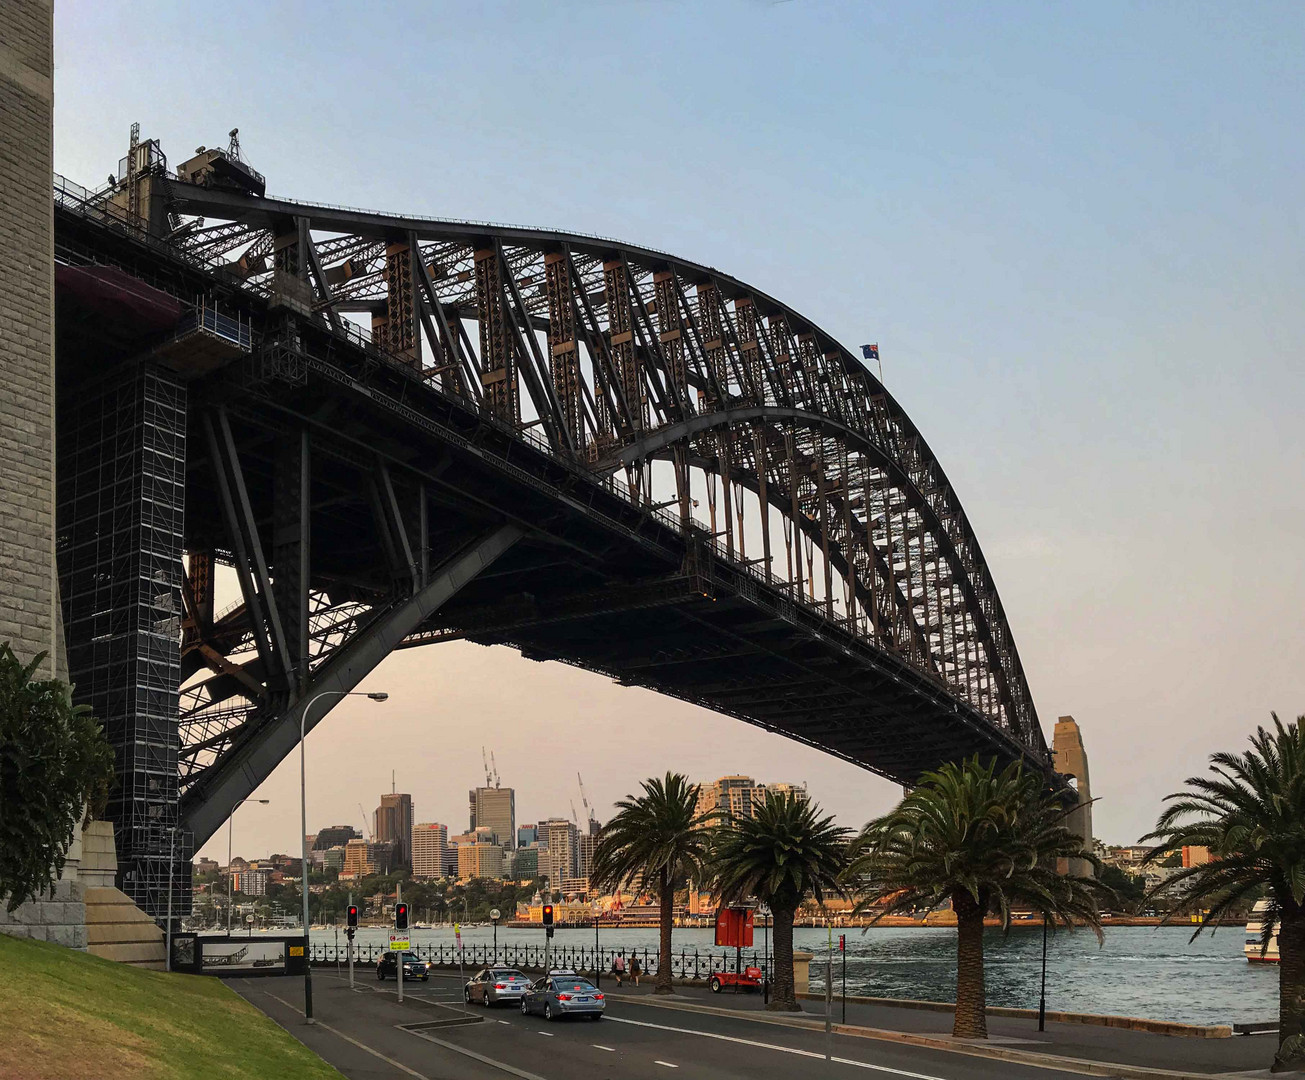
395 902 409 931
542 904 554 926
347 905 359 928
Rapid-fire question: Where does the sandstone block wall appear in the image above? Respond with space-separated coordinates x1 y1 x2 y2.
0 0 59 677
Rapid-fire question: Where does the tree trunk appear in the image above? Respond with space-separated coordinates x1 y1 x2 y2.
952 890 988 1039
769 905 801 1011
656 869 674 994
1274 905 1305 1073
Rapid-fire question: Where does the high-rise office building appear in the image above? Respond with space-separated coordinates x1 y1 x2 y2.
696 776 807 827
470 786 516 849
412 822 449 880
458 841 505 881
540 818 577 885
576 831 599 881
375 792 414 864
313 825 362 850
517 824 538 848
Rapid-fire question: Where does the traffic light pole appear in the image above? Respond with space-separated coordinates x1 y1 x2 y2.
397 882 404 1005
348 892 354 989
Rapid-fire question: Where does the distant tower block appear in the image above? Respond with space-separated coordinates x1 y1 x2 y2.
1053 716 1093 877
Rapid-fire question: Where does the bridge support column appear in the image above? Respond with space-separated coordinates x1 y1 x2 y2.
57 363 190 918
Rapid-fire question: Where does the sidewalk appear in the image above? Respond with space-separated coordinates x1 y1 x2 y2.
597 981 1275 1078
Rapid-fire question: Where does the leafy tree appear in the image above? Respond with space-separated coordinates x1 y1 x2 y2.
846 757 1111 1039
1141 715 1305 1073
0 644 113 913
590 772 714 993
712 790 851 1010
1099 865 1146 910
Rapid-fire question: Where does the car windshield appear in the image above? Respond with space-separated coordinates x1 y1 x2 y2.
399 952 420 962
555 979 595 992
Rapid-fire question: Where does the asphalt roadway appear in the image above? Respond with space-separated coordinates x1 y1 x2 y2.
227 971 1123 1080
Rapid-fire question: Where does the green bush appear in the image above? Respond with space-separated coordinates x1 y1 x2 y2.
0 643 113 912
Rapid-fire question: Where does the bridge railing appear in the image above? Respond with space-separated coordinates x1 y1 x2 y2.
307 939 767 981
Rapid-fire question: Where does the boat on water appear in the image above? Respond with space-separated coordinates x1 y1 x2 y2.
1245 898 1280 963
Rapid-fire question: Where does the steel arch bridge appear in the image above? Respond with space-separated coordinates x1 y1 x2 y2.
51 136 1050 914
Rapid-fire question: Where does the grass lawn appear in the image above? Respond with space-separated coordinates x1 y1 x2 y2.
0 934 341 1080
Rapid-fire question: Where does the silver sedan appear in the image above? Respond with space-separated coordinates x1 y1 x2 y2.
465 967 532 1006
521 974 606 1021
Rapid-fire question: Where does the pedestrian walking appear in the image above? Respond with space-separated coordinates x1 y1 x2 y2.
613 953 626 986
630 954 642 987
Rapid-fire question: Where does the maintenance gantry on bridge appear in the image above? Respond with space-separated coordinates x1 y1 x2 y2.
53 127 1052 917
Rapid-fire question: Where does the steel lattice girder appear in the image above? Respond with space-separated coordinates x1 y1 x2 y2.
52 168 1058 855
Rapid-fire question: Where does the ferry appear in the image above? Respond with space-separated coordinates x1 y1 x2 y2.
1245 899 1280 963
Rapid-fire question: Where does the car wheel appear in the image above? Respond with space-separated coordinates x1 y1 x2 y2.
590 1013 602 1021
710 976 722 993
520 999 529 1015
465 988 473 1003
483 993 491 1007
377 970 385 981
544 1003 554 1021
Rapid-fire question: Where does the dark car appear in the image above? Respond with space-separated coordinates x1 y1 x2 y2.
377 950 429 981
465 967 532 1005
521 974 605 1020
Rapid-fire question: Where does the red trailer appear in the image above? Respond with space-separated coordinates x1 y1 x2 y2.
711 907 762 992
709 965 763 993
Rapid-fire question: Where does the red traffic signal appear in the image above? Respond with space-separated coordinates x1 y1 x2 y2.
395 902 409 930
347 905 359 928
542 904 554 926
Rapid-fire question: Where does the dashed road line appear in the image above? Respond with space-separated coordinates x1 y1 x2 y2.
593 1044 616 1052
654 1061 679 1069
606 1015 950 1080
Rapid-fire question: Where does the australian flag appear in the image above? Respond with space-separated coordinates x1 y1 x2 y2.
861 343 879 361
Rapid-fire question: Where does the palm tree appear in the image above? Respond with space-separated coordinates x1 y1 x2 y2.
590 772 715 994
846 756 1110 1039
1142 715 1305 1073
712 790 851 1011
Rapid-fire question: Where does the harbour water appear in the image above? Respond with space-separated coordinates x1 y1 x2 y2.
297 923 1275 1026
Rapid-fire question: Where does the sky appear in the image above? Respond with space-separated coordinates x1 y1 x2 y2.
52 1 1305 860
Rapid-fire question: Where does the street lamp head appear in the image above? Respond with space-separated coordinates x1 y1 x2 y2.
366 692 389 701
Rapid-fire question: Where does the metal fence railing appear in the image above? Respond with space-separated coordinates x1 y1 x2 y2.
308 941 766 981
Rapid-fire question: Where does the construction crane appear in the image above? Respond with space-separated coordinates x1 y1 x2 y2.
357 804 373 841
490 752 501 789
577 772 596 829
569 800 580 825
481 746 492 789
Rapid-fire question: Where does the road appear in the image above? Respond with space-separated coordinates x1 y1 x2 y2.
233 971 1097 1080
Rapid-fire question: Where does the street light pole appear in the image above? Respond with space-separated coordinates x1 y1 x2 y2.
1038 915 1049 1032
301 689 388 1025
227 798 270 933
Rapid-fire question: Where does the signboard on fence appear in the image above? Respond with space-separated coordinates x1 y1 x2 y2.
173 935 309 977
389 935 410 951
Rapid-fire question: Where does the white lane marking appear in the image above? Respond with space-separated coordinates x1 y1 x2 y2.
403 1025 548 1080
606 1016 949 1080
538 1031 554 1036
262 991 432 1080
498 1019 512 1025
592 1044 616 1052
654 1062 679 1069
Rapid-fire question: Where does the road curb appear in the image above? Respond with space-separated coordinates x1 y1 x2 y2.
792 992 1233 1039
602 992 1251 1080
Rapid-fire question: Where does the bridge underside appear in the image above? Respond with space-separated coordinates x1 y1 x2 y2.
52 163 1052 916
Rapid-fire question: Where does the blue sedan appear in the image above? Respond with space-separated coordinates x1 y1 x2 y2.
521 974 606 1020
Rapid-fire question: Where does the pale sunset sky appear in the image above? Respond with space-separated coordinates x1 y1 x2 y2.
51 1 1304 860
